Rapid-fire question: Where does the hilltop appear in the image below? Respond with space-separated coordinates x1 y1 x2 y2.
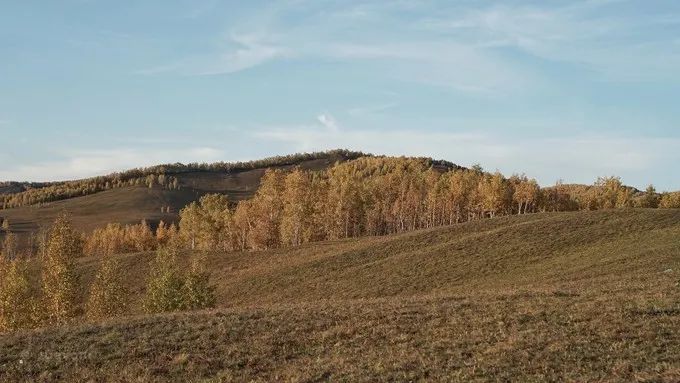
0 150 466 249
1 209 679 381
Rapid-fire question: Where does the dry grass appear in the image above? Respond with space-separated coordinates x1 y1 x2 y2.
1 209 680 381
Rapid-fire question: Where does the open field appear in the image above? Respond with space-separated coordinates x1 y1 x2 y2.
1 209 679 381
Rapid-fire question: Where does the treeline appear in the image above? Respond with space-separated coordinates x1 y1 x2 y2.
84 221 177 257
0 174 182 209
0 215 214 333
0 150 366 209
174 157 675 252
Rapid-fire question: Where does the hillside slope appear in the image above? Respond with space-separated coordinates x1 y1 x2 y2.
0 155 348 247
1 209 679 381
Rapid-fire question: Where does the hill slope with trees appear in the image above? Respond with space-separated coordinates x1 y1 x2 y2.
0 209 679 381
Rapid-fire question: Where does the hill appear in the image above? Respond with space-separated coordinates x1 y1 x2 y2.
0 151 365 247
1 209 679 381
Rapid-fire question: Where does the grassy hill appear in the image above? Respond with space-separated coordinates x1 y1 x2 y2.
1 209 679 381
0 155 348 247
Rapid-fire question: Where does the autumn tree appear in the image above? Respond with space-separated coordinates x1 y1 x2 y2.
659 192 680 208
637 185 660 208
479 172 512 218
247 169 285 249
144 245 215 313
127 220 156 252
0 260 35 332
156 220 178 246
182 252 215 310
512 175 541 214
2 232 19 261
144 247 185 313
280 168 314 246
86 257 128 320
232 200 254 251
41 214 83 325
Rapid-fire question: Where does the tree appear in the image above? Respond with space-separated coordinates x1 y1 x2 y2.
479 172 512 218
0 260 35 332
659 192 680 208
144 247 185 313
1 232 18 261
127 220 156 252
182 252 215 310
280 169 313 246
86 257 129 320
41 213 82 325
248 170 285 249
594 176 628 209
637 185 660 208
233 200 254 251
512 175 540 214
179 202 202 250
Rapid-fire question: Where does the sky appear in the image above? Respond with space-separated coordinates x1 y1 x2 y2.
1 0 679 191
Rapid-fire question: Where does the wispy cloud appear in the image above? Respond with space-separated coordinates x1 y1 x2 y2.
418 1 680 81
137 33 289 76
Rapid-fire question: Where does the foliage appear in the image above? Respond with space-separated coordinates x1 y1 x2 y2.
659 191 680 208
84 220 158 256
144 246 215 314
86 257 129 320
41 214 82 325
0 259 36 332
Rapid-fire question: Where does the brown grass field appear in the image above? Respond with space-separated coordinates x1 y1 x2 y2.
1 209 680 381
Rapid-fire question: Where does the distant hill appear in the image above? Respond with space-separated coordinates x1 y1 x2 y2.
2 209 679 381
0 150 369 244
0 150 468 250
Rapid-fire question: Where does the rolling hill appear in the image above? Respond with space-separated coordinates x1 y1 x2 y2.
1 209 679 381
0 153 359 247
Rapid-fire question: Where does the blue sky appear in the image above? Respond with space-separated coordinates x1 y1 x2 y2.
1 0 679 191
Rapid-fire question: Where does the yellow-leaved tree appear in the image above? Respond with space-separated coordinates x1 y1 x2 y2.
86 257 129 320
41 213 82 325
0 259 36 332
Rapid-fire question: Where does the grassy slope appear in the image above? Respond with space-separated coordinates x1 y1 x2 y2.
0 157 337 246
2 209 680 381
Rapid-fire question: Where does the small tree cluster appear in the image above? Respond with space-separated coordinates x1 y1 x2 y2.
84 220 171 256
144 246 215 314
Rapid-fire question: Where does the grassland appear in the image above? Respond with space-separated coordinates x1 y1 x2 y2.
1 209 680 381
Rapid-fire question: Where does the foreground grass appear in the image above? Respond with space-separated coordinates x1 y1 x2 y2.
1 209 680 381
1 288 679 382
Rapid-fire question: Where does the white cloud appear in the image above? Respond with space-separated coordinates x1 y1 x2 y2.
317 113 339 132
0 147 226 182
